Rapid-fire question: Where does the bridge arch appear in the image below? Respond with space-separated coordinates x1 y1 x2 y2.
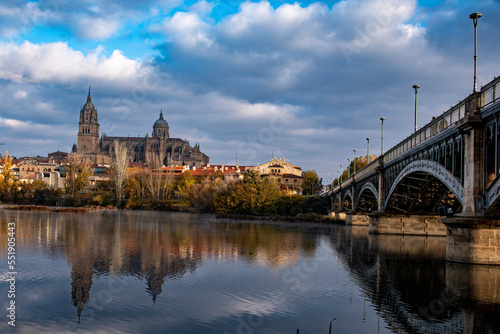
342 190 353 211
355 182 379 212
486 176 500 215
333 194 341 211
384 160 464 214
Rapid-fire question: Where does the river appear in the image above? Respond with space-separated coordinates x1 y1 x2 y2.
0 210 498 334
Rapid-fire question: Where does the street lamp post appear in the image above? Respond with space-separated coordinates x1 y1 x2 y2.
469 12 482 93
412 85 419 133
366 138 370 164
337 169 340 186
353 149 357 173
339 164 343 184
380 117 385 156
347 158 351 178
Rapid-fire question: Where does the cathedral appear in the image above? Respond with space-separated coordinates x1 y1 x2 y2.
74 88 209 167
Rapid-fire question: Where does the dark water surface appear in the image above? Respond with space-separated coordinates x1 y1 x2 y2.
0 210 498 334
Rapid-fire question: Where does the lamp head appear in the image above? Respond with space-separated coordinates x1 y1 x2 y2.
469 12 482 20
380 117 385 122
413 84 420 91
366 137 370 141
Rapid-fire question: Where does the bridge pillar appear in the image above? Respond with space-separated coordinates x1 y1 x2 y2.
376 159 385 211
334 211 346 221
346 212 369 226
368 212 446 236
442 217 500 265
457 93 484 215
350 181 355 211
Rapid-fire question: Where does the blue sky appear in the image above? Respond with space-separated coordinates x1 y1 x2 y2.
0 0 499 182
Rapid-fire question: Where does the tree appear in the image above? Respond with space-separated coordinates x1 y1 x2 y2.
189 177 227 211
112 140 129 205
353 155 378 171
0 151 15 202
175 171 195 200
0 150 14 187
140 152 174 209
64 153 93 204
303 170 319 195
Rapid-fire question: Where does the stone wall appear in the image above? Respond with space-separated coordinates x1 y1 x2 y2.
334 211 346 221
444 217 500 265
368 213 447 236
346 212 369 226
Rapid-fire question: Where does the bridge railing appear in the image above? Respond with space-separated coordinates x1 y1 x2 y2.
331 159 378 193
382 77 500 164
480 76 500 108
383 99 466 164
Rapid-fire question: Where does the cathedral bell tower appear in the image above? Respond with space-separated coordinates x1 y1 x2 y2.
77 87 100 154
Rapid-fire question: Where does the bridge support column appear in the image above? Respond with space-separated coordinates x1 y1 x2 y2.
442 217 500 265
368 212 446 236
346 212 369 226
457 93 484 215
376 159 385 211
332 211 346 221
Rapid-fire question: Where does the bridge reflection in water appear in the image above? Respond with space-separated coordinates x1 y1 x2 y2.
332 225 499 334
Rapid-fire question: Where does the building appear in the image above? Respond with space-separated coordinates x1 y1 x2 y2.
74 88 209 167
251 157 304 194
18 159 58 183
152 164 251 182
48 150 69 162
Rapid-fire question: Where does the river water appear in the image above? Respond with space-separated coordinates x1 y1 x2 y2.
0 210 498 334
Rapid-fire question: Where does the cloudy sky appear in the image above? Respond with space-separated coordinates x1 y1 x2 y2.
0 0 499 182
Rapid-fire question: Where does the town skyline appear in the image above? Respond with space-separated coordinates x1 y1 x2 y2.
0 0 499 181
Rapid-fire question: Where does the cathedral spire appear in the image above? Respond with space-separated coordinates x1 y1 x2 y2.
159 109 164 120
87 85 92 103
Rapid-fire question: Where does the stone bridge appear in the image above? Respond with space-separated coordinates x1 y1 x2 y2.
328 76 500 265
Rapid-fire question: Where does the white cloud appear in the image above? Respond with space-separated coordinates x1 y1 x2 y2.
0 41 146 85
14 91 27 99
75 16 121 40
0 118 26 128
0 2 61 38
163 11 213 48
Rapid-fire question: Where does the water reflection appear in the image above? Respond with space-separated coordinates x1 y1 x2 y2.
334 225 499 334
0 210 498 334
1 211 316 325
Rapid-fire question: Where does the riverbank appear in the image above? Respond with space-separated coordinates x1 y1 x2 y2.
1 204 118 213
1 204 342 224
216 212 343 224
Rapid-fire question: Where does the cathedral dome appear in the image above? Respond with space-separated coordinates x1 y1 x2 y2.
154 111 168 127
83 87 96 111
